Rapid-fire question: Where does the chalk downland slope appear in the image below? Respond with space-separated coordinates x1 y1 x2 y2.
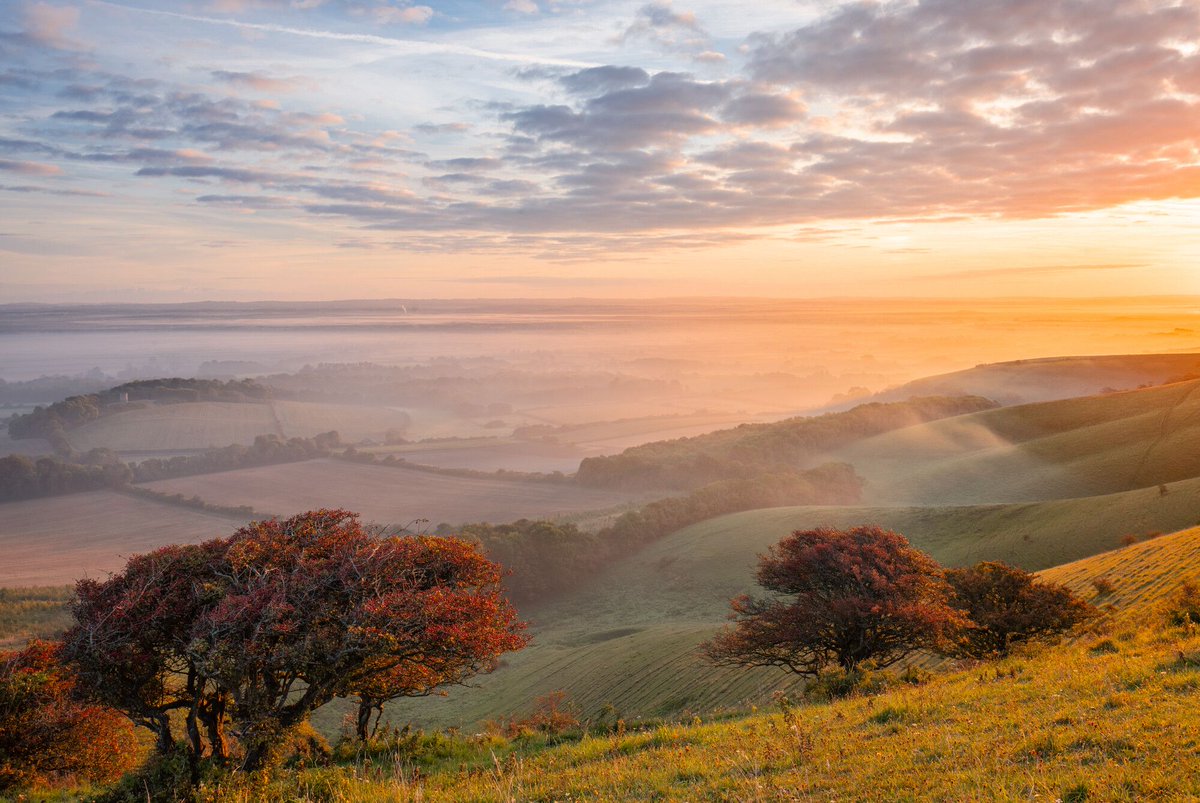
368 479 1200 732
833 377 1200 505
304 528 1200 802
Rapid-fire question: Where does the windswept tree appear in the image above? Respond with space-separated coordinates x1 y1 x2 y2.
64 509 528 772
0 640 138 792
703 526 964 677
944 561 1098 658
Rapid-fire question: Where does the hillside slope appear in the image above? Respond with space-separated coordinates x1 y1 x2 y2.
368 480 1200 731
832 377 1200 504
277 528 1200 802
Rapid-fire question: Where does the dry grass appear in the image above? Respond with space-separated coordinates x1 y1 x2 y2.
211 531 1200 801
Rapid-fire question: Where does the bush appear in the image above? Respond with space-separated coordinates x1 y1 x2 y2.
0 640 138 793
945 562 1098 659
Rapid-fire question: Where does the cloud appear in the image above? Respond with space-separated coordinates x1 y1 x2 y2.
559 65 650 95
0 158 61 176
212 70 313 93
619 1 719 60
0 183 108 197
92 2 597 68
21 2 79 48
364 4 434 25
503 0 539 14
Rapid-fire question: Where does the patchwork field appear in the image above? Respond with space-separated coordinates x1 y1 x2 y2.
141 458 646 528
0 491 246 587
66 402 281 452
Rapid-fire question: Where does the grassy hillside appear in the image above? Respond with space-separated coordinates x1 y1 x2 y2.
367 479 1200 732
834 377 1200 504
867 352 1200 407
212 528 1200 802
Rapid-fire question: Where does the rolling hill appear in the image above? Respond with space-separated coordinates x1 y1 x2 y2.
831 376 1200 504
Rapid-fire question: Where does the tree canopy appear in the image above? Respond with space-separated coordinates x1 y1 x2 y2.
945 561 1097 658
64 509 528 771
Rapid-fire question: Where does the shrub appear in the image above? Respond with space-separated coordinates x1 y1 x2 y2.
488 691 581 738
0 640 138 793
63 510 528 773
945 562 1098 659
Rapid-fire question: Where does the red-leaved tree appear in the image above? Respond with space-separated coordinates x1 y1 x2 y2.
944 561 1098 658
703 526 964 676
0 640 138 792
64 509 528 772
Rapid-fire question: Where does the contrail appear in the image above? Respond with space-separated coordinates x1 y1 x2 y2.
89 1 599 69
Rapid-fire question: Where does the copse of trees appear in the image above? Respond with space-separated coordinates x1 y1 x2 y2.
63 510 528 772
575 396 999 491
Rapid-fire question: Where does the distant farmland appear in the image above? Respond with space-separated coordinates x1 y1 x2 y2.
64 400 415 453
0 491 244 586
141 458 646 527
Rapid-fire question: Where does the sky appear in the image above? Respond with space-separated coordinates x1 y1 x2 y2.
1 0 1200 301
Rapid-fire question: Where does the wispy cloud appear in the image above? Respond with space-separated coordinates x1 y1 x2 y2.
92 1 598 68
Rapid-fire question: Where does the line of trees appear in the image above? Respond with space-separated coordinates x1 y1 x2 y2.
575 396 999 490
0 433 341 503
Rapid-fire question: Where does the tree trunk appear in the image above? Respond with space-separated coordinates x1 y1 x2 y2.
200 694 231 764
356 697 373 742
153 712 175 754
